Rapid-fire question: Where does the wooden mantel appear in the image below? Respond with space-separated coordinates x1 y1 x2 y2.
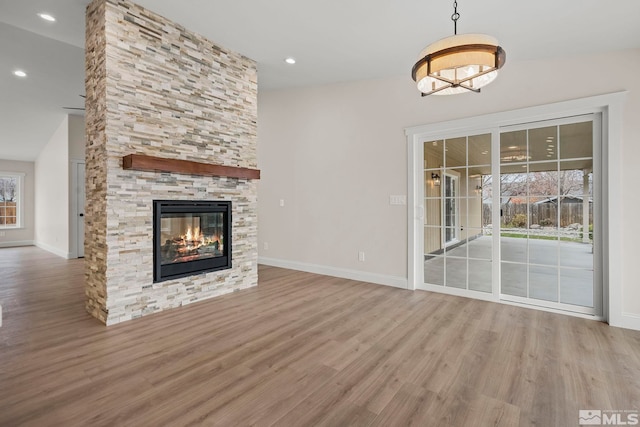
122 154 260 180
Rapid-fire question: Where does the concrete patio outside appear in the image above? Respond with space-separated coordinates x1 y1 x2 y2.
424 236 594 308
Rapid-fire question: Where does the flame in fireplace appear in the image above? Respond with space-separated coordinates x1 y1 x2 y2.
185 227 198 242
180 227 222 254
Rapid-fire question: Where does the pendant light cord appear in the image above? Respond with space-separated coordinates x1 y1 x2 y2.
451 1 460 35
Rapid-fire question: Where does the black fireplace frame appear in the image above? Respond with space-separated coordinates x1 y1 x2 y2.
153 200 232 283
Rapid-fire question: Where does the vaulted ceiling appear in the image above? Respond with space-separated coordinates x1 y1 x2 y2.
1 0 639 161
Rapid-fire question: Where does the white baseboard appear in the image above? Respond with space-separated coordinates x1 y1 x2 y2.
612 312 640 331
258 257 408 290
35 241 73 259
0 240 34 248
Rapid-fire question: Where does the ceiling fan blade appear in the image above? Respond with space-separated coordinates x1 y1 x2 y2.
63 107 85 110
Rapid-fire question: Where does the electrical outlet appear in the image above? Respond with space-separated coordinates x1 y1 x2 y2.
0 231 5 237
358 251 365 262
279 199 285 207
263 242 269 250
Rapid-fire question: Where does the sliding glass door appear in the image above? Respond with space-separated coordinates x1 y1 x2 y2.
418 115 601 316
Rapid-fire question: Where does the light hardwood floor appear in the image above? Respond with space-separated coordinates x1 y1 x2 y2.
1 246 639 426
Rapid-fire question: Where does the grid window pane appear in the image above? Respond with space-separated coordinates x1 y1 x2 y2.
528 168 558 198
501 262 527 297
445 137 466 167
424 140 444 169
560 268 594 307
468 134 491 167
424 255 445 286
424 202 441 227
528 233 559 267
529 126 557 162
501 234 527 263
424 226 442 255
560 122 592 160
424 172 441 197
445 257 467 289
529 265 558 302
469 260 492 293
467 229 491 260
500 130 528 164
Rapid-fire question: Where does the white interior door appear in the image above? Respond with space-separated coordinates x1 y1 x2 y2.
77 162 85 258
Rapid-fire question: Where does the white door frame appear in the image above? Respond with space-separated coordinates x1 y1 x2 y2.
406 92 627 325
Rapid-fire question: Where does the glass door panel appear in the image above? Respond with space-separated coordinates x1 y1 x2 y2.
423 133 492 293
499 118 598 314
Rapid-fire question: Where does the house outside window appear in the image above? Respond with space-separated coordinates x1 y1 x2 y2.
0 172 24 228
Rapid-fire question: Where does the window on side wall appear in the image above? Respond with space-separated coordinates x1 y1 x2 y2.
0 173 24 228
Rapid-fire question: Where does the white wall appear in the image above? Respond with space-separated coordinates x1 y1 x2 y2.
33 114 85 259
35 116 70 258
68 114 85 161
0 159 35 247
257 48 640 326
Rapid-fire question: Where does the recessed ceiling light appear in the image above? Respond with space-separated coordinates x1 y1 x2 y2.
38 13 56 22
284 57 296 65
508 146 518 149
13 70 27 77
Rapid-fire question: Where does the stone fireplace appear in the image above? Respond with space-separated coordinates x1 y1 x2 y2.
85 0 258 325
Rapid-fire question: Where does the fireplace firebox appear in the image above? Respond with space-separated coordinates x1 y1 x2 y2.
153 200 231 282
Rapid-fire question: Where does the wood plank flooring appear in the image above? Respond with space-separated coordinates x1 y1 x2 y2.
1 246 639 426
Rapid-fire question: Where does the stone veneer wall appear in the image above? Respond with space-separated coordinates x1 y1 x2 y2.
85 0 258 325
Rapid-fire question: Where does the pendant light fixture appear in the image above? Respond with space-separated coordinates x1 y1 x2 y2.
411 1 506 96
